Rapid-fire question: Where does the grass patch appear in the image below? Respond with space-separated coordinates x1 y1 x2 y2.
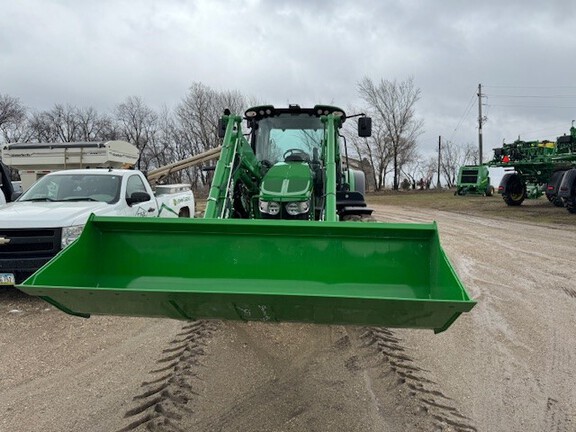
366 189 576 226
194 189 575 226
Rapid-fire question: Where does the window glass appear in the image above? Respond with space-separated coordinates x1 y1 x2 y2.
126 175 148 198
255 114 324 163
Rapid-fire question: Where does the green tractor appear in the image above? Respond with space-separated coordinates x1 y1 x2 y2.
18 105 474 333
455 165 494 196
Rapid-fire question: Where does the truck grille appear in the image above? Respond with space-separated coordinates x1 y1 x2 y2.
0 228 62 257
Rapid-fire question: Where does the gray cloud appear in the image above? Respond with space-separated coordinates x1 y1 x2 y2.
2 0 576 157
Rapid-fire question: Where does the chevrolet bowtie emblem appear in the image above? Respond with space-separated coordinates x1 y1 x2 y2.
0 237 11 245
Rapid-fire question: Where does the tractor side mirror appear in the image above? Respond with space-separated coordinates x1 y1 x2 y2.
217 118 227 138
358 117 372 137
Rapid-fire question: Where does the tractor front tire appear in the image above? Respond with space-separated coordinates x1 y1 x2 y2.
342 214 377 222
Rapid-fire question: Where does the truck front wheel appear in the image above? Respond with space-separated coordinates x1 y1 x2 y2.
178 207 190 218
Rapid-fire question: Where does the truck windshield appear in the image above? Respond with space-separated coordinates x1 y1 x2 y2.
19 174 121 204
255 114 324 163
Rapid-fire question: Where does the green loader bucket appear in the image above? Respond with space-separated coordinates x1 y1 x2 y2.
19 216 475 333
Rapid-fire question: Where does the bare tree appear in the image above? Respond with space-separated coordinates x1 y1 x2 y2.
45 104 82 142
142 105 182 180
347 118 393 191
115 96 158 169
174 82 248 188
0 94 26 128
0 94 29 143
28 111 55 142
75 106 114 141
402 155 422 189
358 77 424 190
440 141 476 188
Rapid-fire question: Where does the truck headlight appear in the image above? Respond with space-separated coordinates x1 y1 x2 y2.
61 225 84 248
259 200 281 216
285 201 310 216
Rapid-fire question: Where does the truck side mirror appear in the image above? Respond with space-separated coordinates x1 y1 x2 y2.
358 117 372 138
217 118 227 139
126 191 151 206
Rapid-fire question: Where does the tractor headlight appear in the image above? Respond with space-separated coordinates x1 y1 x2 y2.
285 201 310 216
61 224 84 249
259 200 281 216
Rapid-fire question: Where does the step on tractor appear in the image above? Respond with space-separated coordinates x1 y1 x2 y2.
490 123 576 213
455 165 494 196
18 105 475 333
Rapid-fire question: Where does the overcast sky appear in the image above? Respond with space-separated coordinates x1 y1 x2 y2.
2 0 576 158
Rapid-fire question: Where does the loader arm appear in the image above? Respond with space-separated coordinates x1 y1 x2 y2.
322 113 340 222
205 115 261 219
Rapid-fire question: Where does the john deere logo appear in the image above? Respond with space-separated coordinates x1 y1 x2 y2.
0 236 10 245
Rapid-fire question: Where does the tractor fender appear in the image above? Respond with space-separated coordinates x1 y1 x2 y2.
558 168 576 199
348 169 366 195
498 173 522 194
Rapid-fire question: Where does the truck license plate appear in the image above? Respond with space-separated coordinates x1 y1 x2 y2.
0 273 15 286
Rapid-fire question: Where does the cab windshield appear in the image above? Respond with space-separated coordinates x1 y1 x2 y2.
254 114 324 163
18 173 121 204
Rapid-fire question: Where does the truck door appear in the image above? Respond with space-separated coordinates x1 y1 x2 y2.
124 174 158 217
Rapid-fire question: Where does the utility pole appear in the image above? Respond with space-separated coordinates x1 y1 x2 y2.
437 135 441 188
477 83 484 164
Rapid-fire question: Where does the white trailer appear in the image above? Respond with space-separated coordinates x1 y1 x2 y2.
1 141 139 191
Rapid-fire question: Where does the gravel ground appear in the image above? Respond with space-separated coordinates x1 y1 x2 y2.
1 204 575 432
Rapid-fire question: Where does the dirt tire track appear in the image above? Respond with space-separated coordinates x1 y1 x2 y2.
118 321 219 432
362 327 477 432
118 320 475 432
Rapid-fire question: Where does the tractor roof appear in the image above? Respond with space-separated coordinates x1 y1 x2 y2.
244 105 346 123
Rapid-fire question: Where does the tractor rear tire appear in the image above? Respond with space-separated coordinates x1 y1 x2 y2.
566 198 576 214
551 196 565 207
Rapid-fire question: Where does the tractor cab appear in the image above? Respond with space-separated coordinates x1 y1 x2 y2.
245 105 341 220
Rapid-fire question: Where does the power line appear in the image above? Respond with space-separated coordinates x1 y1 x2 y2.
485 103 576 109
485 94 576 98
519 124 571 136
483 85 576 89
448 92 476 143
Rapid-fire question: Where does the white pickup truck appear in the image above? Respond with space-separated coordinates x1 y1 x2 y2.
0 168 194 286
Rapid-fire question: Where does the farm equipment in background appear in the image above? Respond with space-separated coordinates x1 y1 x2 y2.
455 165 494 196
489 123 576 213
18 105 475 333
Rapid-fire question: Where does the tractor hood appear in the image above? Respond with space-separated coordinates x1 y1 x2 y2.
260 162 312 201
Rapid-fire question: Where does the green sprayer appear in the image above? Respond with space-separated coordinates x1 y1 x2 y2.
489 123 576 212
